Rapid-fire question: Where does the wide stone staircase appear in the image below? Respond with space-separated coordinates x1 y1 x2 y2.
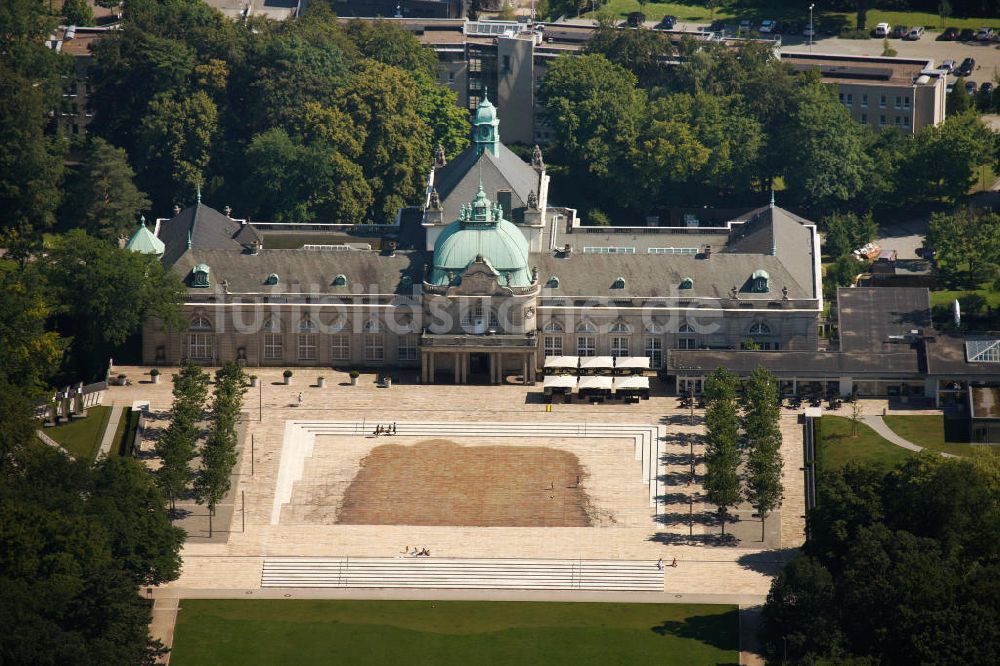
261 557 664 592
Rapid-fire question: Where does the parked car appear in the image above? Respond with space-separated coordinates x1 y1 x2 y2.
739 19 752 32
658 15 676 30
959 28 975 41
939 26 960 40
874 22 891 37
966 80 978 95
891 25 909 39
759 19 776 34
940 59 957 72
904 26 925 40
980 82 994 96
976 27 995 41
946 82 955 94
956 57 975 77
784 21 801 35
803 24 816 38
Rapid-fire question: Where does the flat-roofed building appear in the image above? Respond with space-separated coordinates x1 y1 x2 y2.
780 52 947 133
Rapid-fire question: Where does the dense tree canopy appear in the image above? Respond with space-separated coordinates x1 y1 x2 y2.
761 454 1000 663
84 2 467 223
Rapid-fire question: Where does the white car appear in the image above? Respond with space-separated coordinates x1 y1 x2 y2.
759 19 775 34
874 22 891 37
940 59 956 72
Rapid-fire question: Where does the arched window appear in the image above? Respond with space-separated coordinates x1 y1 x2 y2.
263 317 281 332
748 321 772 336
460 300 499 332
546 276 560 289
576 321 597 334
576 320 597 356
610 320 631 334
189 315 212 331
264 273 279 286
363 319 382 333
298 317 316 333
298 317 317 360
678 322 695 334
543 321 564 333
611 276 626 289
644 322 664 335
263 318 282 361
332 274 347 287
364 320 384 361
679 277 694 290
677 322 697 350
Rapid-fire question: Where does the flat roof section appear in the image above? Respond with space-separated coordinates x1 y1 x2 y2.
837 287 931 353
780 52 935 86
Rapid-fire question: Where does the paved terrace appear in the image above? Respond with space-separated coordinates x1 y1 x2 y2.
106 365 834 601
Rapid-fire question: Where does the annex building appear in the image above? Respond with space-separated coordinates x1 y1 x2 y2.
131 97 823 383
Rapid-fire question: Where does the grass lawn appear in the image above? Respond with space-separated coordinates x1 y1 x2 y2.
882 415 978 457
44 405 111 462
581 1 999 32
169 600 739 666
816 415 913 471
109 407 140 457
929 286 1000 310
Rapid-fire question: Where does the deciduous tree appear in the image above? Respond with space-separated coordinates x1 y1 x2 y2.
743 367 783 542
703 367 742 535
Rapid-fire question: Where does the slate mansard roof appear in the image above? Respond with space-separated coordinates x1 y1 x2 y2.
158 202 261 266
431 144 542 223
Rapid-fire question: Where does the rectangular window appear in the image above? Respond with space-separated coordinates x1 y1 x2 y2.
611 336 630 357
677 337 697 350
544 335 563 357
331 334 350 361
297 333 317 361
861 94 868 108
469 58 482 73
903 116 911 128
577 336 596 357
846 93 853 107
447 71 455 85
903 96 911 109
838 92 844 104
895 116 902 125
398 334 418 361
895 96 902 109
644 337 662 368
264 333 283 360
189 333 212 360
879 115 886 127
880 95 886 108
364 333 384 361
861 113 868 124
502 55 511 72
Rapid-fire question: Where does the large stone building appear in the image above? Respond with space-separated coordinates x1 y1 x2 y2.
134 97 824 383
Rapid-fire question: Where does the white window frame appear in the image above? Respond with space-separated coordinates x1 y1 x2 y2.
365 333 385 361
188 333 213 360
577 335 596 357
611 336 630 357
264 333 283 360
544 335 563 357
644 336 663 368
297 333 317 361
330 334 350 361
398 334 418 361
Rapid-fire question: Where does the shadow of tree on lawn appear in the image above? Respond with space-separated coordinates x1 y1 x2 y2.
651 607 740 657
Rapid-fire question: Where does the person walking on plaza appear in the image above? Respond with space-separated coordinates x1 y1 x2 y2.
297 392 303 407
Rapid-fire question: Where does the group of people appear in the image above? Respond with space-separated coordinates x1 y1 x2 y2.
373 423 397 436
401 546 430 557
656 558 678 570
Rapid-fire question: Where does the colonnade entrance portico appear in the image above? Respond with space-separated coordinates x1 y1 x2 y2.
420 348 537 385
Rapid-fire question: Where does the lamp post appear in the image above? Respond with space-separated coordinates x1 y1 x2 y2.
809 4 815 49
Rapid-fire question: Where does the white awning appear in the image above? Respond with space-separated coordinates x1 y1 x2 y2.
544 355 579 369
613 376 650 391
578 376 613 391
543 375 577 390
579 356 614 370
615 356 651 369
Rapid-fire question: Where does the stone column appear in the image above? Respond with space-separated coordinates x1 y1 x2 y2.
429 352 435 383
522 355 529 386
421 351 428 383
461 353 469 384
528 354 536 383
454 352 461 384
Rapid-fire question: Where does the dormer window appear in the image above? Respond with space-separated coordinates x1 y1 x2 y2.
679 277 694 290
611 276 626 290
751 270 769 293
546 276 560 289
191 264 210 288
333 274 347 287
264 273 279 286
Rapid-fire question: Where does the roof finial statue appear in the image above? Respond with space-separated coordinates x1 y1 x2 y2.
429 188 440 210
531 144 544 170
782 285 789 300
527 189 538 210
730 285 738 300
434 143 446 167
195 182 202 204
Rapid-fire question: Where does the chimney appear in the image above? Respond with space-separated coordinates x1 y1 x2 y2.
704 245 712 258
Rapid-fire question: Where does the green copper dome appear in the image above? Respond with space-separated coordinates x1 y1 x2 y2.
473 94 497 125
472 91 500 156
125 216 165 256
429 185 531 287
